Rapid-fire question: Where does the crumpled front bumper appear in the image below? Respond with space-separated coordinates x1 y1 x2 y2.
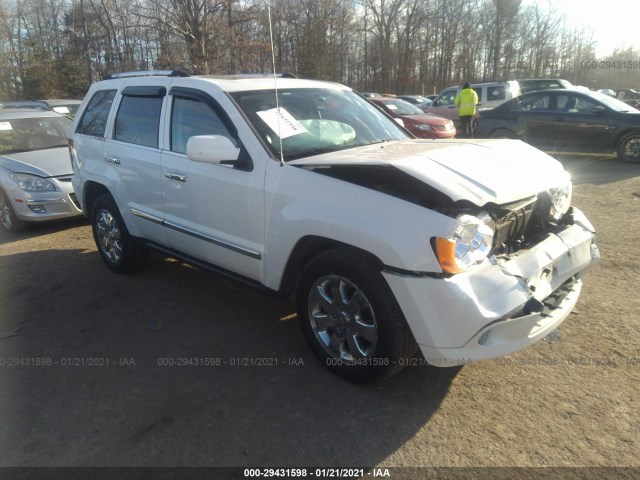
383 207 600 366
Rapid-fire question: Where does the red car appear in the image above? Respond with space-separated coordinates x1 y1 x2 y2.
369 97 456 139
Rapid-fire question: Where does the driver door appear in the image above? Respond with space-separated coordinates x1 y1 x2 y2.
160 84 266 281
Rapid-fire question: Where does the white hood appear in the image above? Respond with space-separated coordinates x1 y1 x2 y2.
289 139 570 206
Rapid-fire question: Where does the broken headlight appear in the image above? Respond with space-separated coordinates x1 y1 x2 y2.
548 183 572 221
434 213 495 274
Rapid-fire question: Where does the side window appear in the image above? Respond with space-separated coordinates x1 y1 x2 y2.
520 94 551 112
557 94 597 114
438 90 457 106
473 88 483 103
114 94 163 148
487 86 505 101
170 96 236 154
76 90 116 137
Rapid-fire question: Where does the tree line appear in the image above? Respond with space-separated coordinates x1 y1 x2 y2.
1 0 639 101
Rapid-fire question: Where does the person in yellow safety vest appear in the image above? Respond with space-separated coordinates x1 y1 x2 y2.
454 82 478 138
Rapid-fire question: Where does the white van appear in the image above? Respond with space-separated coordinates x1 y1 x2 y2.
423 81 521 123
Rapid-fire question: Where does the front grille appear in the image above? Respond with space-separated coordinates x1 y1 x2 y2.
69 192 81 209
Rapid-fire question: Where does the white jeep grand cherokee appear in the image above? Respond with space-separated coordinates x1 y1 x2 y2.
69 71 599 382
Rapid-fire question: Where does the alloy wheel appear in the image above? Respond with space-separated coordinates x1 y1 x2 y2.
307 274 378 361
95 209 123 263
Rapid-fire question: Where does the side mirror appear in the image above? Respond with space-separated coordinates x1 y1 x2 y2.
591 106 606 115
186 135 240 164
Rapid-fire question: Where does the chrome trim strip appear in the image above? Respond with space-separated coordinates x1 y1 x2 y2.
163 221 262 260
129 206 261 259
129 208 163 225
26 198 66 205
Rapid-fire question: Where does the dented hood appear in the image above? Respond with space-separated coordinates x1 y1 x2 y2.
289 139 569 206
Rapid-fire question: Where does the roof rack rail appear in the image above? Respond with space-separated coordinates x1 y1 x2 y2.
103 70 190 80
204 72 298 79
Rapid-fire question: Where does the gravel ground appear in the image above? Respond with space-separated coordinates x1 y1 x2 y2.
0 153 638 471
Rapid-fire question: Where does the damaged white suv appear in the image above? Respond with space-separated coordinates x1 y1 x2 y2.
70 71 599 382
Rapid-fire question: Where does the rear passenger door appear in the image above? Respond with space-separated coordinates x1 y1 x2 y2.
160 84 266 282
103 84 169 245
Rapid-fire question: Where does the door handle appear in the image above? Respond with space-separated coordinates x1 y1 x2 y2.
165 172 186 182
105 156 120 165
555 116 565 121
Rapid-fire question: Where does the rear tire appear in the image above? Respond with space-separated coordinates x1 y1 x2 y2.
489 128 516 139
0 189 29 234
296 248 417 383
617 132 640 163
90 194 146 273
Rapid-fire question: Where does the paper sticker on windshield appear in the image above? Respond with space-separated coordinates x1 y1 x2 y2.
0 122 12 131
53 106 70 114
257 108 306 139
387 104 398 110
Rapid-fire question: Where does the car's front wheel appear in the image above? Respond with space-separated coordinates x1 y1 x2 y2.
90 194 146 273
617 132 640 163
296 248 417 383
0 189 29 234
489 128 516 139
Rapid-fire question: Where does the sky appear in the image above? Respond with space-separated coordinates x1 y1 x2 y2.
523 0 640 57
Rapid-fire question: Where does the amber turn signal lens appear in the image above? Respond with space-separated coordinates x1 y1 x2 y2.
435 237 462 274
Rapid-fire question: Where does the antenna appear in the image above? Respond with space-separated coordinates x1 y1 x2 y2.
267 5 285 167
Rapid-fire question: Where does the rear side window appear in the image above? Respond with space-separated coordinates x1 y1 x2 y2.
473 88 483 102
76 90 116 137
114 94 163 148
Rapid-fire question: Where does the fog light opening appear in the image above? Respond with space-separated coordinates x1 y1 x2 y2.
28 205 47 213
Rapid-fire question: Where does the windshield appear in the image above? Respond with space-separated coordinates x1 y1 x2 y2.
381 99 424 115
590 91 639 112
230 88 408 161
0 116 71 154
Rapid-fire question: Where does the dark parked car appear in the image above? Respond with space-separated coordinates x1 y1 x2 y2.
475 89 640 162
369 97 456 139
517 78 573 94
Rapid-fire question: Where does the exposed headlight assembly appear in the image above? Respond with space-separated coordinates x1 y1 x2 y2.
548 183 572 221
10 173 57 192
434 213 495 274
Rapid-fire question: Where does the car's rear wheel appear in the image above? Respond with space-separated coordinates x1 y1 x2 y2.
91 194 146 273
617 132 640 163
489 128 516 139
296 248 417 383
0 189 29 234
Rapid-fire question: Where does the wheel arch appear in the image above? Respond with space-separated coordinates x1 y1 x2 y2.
278 235 385 297
82 181 113 217
489 127 518 139
613 127 640 149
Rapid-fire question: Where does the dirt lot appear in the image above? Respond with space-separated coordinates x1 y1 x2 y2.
0 154 638 471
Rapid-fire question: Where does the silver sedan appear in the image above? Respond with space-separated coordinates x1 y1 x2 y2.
0 110 82 233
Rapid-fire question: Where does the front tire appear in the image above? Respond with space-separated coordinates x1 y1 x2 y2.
0 189 29 234
617 132 640 163
90 194 146 273
296 248 417 383
489 128 516 139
